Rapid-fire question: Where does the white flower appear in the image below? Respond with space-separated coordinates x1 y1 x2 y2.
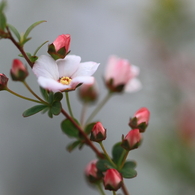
32 55 99 92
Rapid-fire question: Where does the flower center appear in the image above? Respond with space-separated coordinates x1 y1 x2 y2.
59 76 72 85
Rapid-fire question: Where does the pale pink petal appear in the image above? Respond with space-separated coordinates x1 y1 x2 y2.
131 65 140 77
57 55 81 78
38 76 71 92
32 55 59 80
124 78 142 93
104 55 118 80
72 62 100 78
71 76 94 88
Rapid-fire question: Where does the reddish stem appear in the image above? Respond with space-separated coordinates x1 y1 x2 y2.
121 182 130 195
6 26 34 68
61 108 104 159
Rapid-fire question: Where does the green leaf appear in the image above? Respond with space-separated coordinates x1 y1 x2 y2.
48 109 53 118
54 92 63 101
0 0 6 12
84 122 96 135
112 142 126 165
33 40 48 56
40 87 49 101
29 56 38 63
61 118 80 138
66 140 81 152
23 104 48 117
50 101 61 115
120 161 137 179
7 24 20 41
0 12 6 30
48 91 54 104
23 20 46 41
96 159 115 172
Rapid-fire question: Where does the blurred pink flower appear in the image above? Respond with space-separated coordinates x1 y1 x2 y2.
33 55 99 92
104 55 141 93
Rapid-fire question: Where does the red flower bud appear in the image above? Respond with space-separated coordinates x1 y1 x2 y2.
48 34 71 60
0 73 8 90
85 160 103 183
129 107 150 132
103 169 123 191
53 34 70 53
10 59 28 81
90 122 107 142
121 129 142 150
78 82 98 103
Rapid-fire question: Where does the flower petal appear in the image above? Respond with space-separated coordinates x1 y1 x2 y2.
130 65 140 77
71 76 94 89
72 62 100 78
37 76 71 92
125 78 142 93
32 55 59 80
57 55 81 78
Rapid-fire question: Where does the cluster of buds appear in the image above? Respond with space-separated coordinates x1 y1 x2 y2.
121 107 150 151
85 160 123 191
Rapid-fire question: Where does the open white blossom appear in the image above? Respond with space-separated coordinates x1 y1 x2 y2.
32 55 99 92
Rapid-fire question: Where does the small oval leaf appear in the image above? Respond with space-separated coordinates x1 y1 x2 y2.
23 104 48 117
61 118 80 138
51 101 61 115
112 142 126 165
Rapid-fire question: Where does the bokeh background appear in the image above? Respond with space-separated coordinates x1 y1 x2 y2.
1 0 195 194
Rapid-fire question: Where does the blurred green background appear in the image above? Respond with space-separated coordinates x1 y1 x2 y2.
0 0 195 194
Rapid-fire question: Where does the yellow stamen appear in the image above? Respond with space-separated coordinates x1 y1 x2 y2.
59 76 72 85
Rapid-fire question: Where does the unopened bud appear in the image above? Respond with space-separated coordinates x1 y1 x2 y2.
90 122 107 142
103 169 123 191
85 160 103 183
10 59 28 81
48 34 71 60
121 129 142 151
78 82 98 103
0 73 8 90
129 107 150 132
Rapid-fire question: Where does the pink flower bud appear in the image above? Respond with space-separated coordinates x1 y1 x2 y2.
121 129 142 150
0 73 8 90
90 122 107 142
85 160 103 183
104 55 141 93
53 34 70 53
78 82 98 103
103 169 123 191
48 34 71 60
10 59 28 81
129 107 150 132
